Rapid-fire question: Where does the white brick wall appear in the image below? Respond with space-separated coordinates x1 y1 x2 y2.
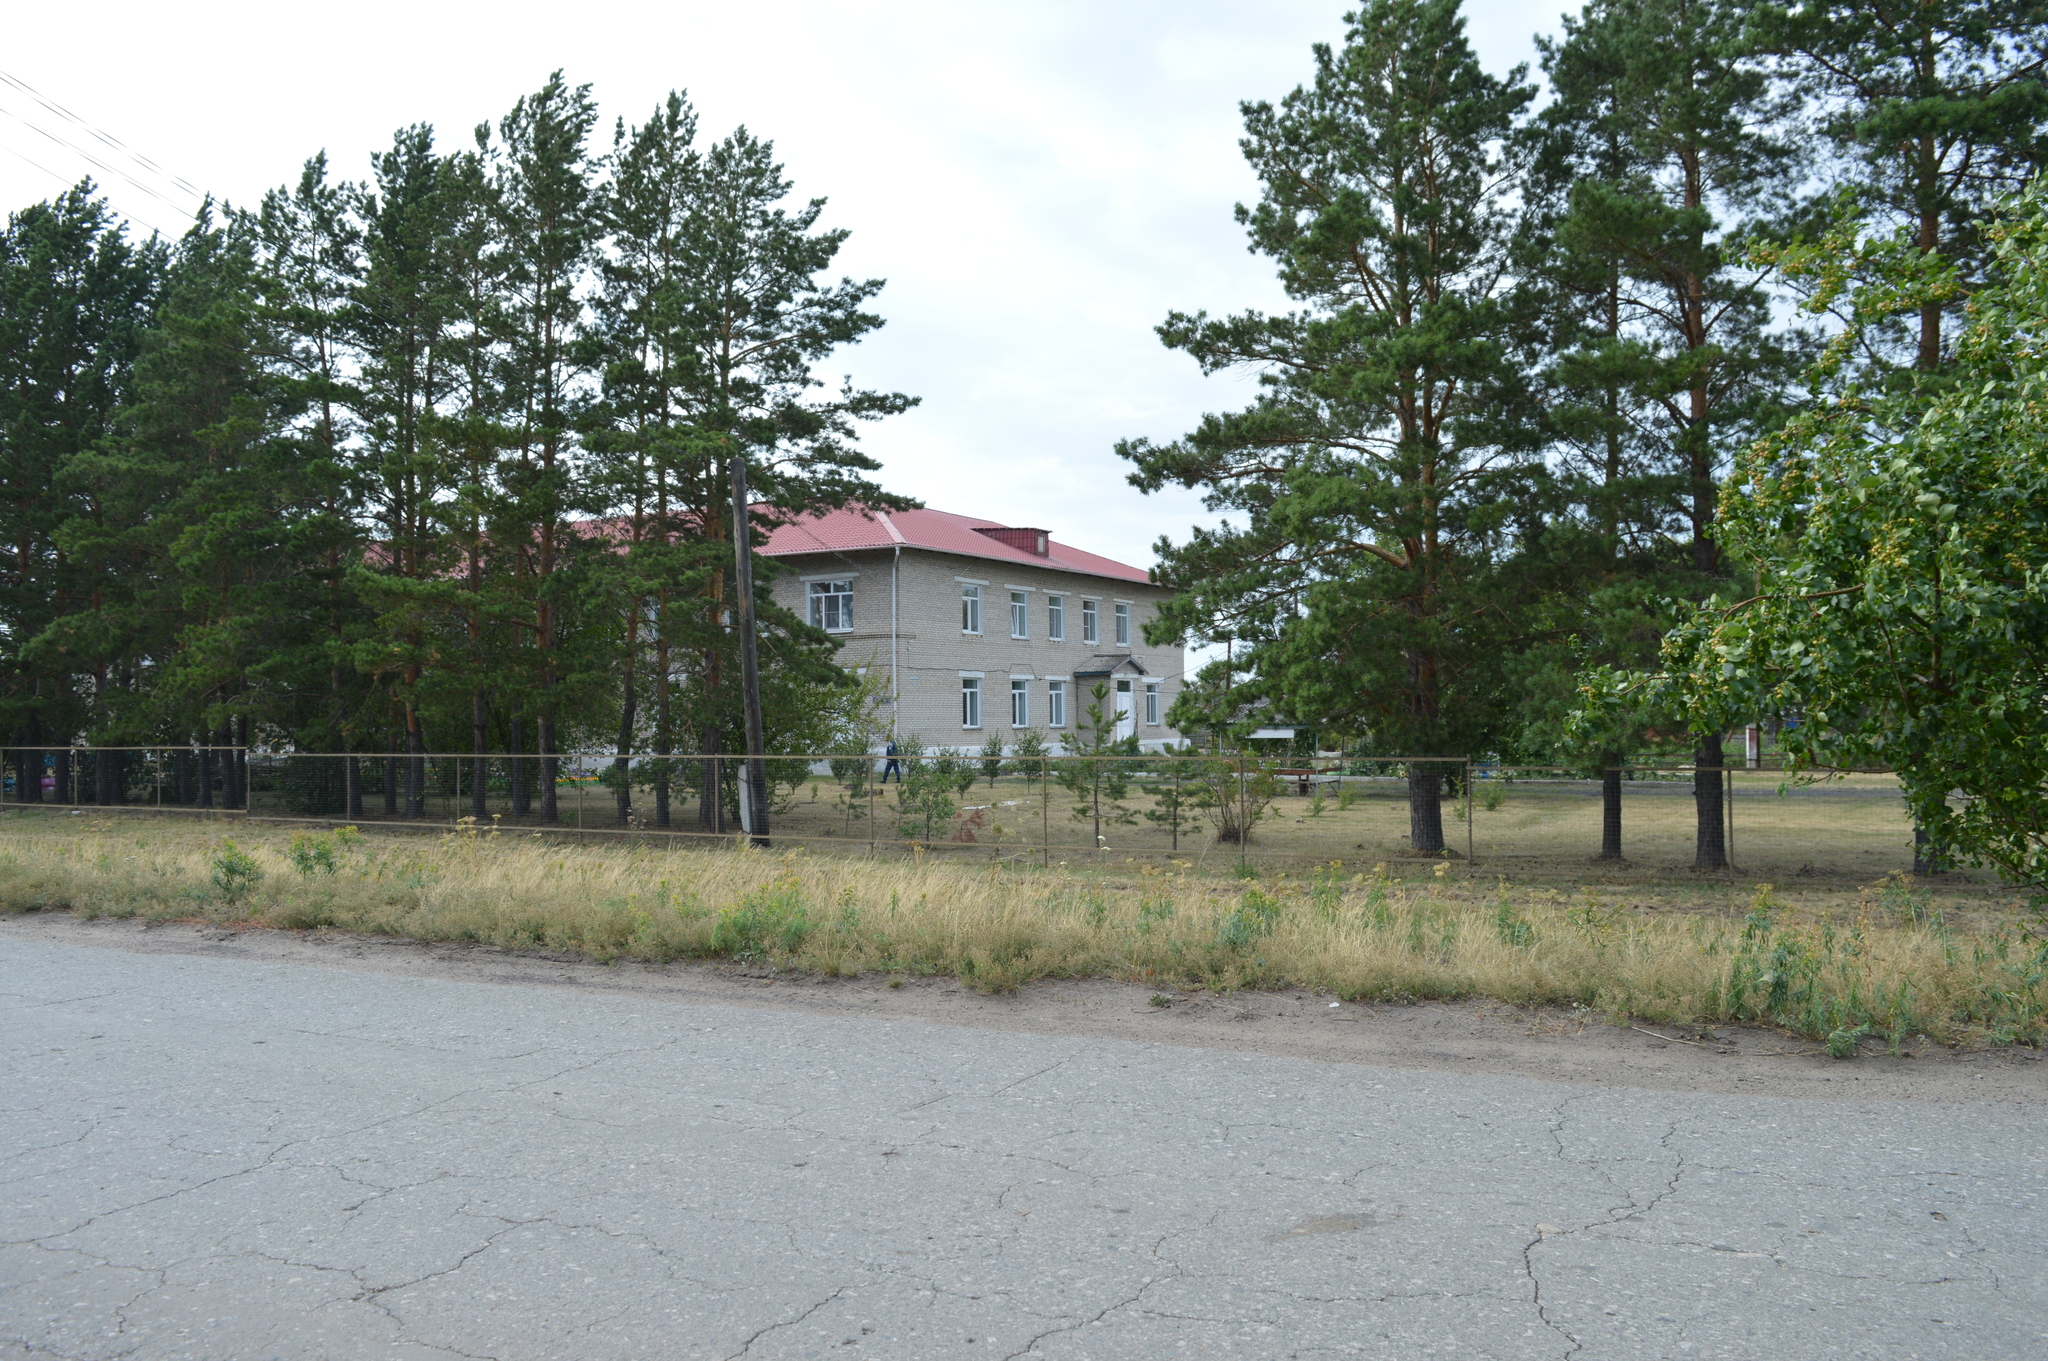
767 547 1187 752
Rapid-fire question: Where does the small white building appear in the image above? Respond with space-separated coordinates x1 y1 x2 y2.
760 507 1187 752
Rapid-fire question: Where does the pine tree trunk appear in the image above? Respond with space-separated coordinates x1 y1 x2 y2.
94 748 118 806
221 723 243 810
509 706 529 817
405 714 426 819
471 690 489 820
18 713 42 803
174 746 192 805
699 723 724 833
653 696 672 829
1407 763 1444 854
383 733 399 817
345 753 362 819
614 644 636 827
538 704 558 824
1599 759 1623 860
195 746 210 810
1693 734 1727 869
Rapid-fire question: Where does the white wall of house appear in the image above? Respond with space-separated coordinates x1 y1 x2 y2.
766 547 1187 753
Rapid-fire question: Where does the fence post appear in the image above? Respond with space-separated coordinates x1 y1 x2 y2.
1465 759 1474 865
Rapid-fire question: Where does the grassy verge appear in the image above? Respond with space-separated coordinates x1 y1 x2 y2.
3 813 2042 1050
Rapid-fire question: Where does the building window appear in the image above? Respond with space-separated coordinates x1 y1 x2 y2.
1081 598 1098 644
807 580 853 632
1046 594 1064 641
961 584 981 634
1011 679 1030 727
1144 681 1161 726
1047 680 1066 728
961 677 982 728
1114 601 1131 646
1010 590 1029 639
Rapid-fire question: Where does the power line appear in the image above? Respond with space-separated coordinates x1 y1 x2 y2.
0 101 200 220
0 138 177 238
0 68 205 200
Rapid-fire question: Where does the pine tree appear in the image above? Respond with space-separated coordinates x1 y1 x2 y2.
494 73 601 824
1118 0 1537 854
0 183 163 799
1756 0 2048 371
1541 0 1804 867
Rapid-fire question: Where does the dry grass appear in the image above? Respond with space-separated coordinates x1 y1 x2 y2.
3 811 2042 1049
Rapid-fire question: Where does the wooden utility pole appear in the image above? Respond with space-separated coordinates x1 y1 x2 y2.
728 452 771 848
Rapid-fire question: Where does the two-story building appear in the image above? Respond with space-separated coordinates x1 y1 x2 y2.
761 507 1186 752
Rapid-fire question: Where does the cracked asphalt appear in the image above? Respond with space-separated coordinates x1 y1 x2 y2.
4 934 2044 1360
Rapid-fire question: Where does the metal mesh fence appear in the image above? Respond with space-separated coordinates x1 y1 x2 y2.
1 748 1947 884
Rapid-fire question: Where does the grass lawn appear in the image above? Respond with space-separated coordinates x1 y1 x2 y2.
4 810 2040 1051
227 760 1952 888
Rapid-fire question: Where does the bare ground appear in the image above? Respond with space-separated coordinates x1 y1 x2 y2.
6 907 2040 1106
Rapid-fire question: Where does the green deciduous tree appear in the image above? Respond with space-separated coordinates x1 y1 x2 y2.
1650 187 2048 894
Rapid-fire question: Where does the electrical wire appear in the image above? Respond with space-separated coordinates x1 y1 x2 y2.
0 68 204 199
0 102 199 218
0 139 177 238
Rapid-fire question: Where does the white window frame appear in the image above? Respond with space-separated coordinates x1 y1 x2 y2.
1113 600 1132 647
1046 594 1064 641
1046 679 1067 728
1010 678 1029 728
961 677 982 729
806 579 854 633
1081 598 1099 644
961 583 982 635
1009 589 1029 639
1144 681 1161 726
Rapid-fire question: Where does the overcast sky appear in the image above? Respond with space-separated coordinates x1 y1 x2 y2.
2 0 1564 571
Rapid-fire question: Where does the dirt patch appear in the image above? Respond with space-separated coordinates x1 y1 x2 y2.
5 909 2040 1105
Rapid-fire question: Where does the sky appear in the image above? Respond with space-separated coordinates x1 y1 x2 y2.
1 0 1565 573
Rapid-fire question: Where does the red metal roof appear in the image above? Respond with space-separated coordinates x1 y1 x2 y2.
759 507 1151 585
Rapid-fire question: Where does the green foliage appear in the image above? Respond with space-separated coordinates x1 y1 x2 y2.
709 878 811 958
978 731 1006 787
287 833 338 876
1007 728 1051 788
1116 1 1539 857
891 735 972 843
1218 888 1282 950
208 839 264 905
1056 682 1140 850
1826 1023 1872 1060
1655 188 2048 894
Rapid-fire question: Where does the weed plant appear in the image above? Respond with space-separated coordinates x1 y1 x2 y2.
3 816 2042 1048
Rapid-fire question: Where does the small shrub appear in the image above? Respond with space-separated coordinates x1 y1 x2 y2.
1218 889 1281 950
209 840 264 906
1494 897 1534 949
1827 1023 1871 1060
288 832 339 876
709 879 811 958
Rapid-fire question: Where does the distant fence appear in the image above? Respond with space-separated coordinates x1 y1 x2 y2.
0 748 1965 885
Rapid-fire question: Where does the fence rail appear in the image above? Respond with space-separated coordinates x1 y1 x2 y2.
0 747 1963 884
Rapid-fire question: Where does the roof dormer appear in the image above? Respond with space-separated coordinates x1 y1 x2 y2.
974 525 1050 557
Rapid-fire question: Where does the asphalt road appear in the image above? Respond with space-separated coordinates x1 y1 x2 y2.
3 934 2043 1360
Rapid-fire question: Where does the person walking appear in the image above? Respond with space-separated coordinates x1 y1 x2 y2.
881 739 901 785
